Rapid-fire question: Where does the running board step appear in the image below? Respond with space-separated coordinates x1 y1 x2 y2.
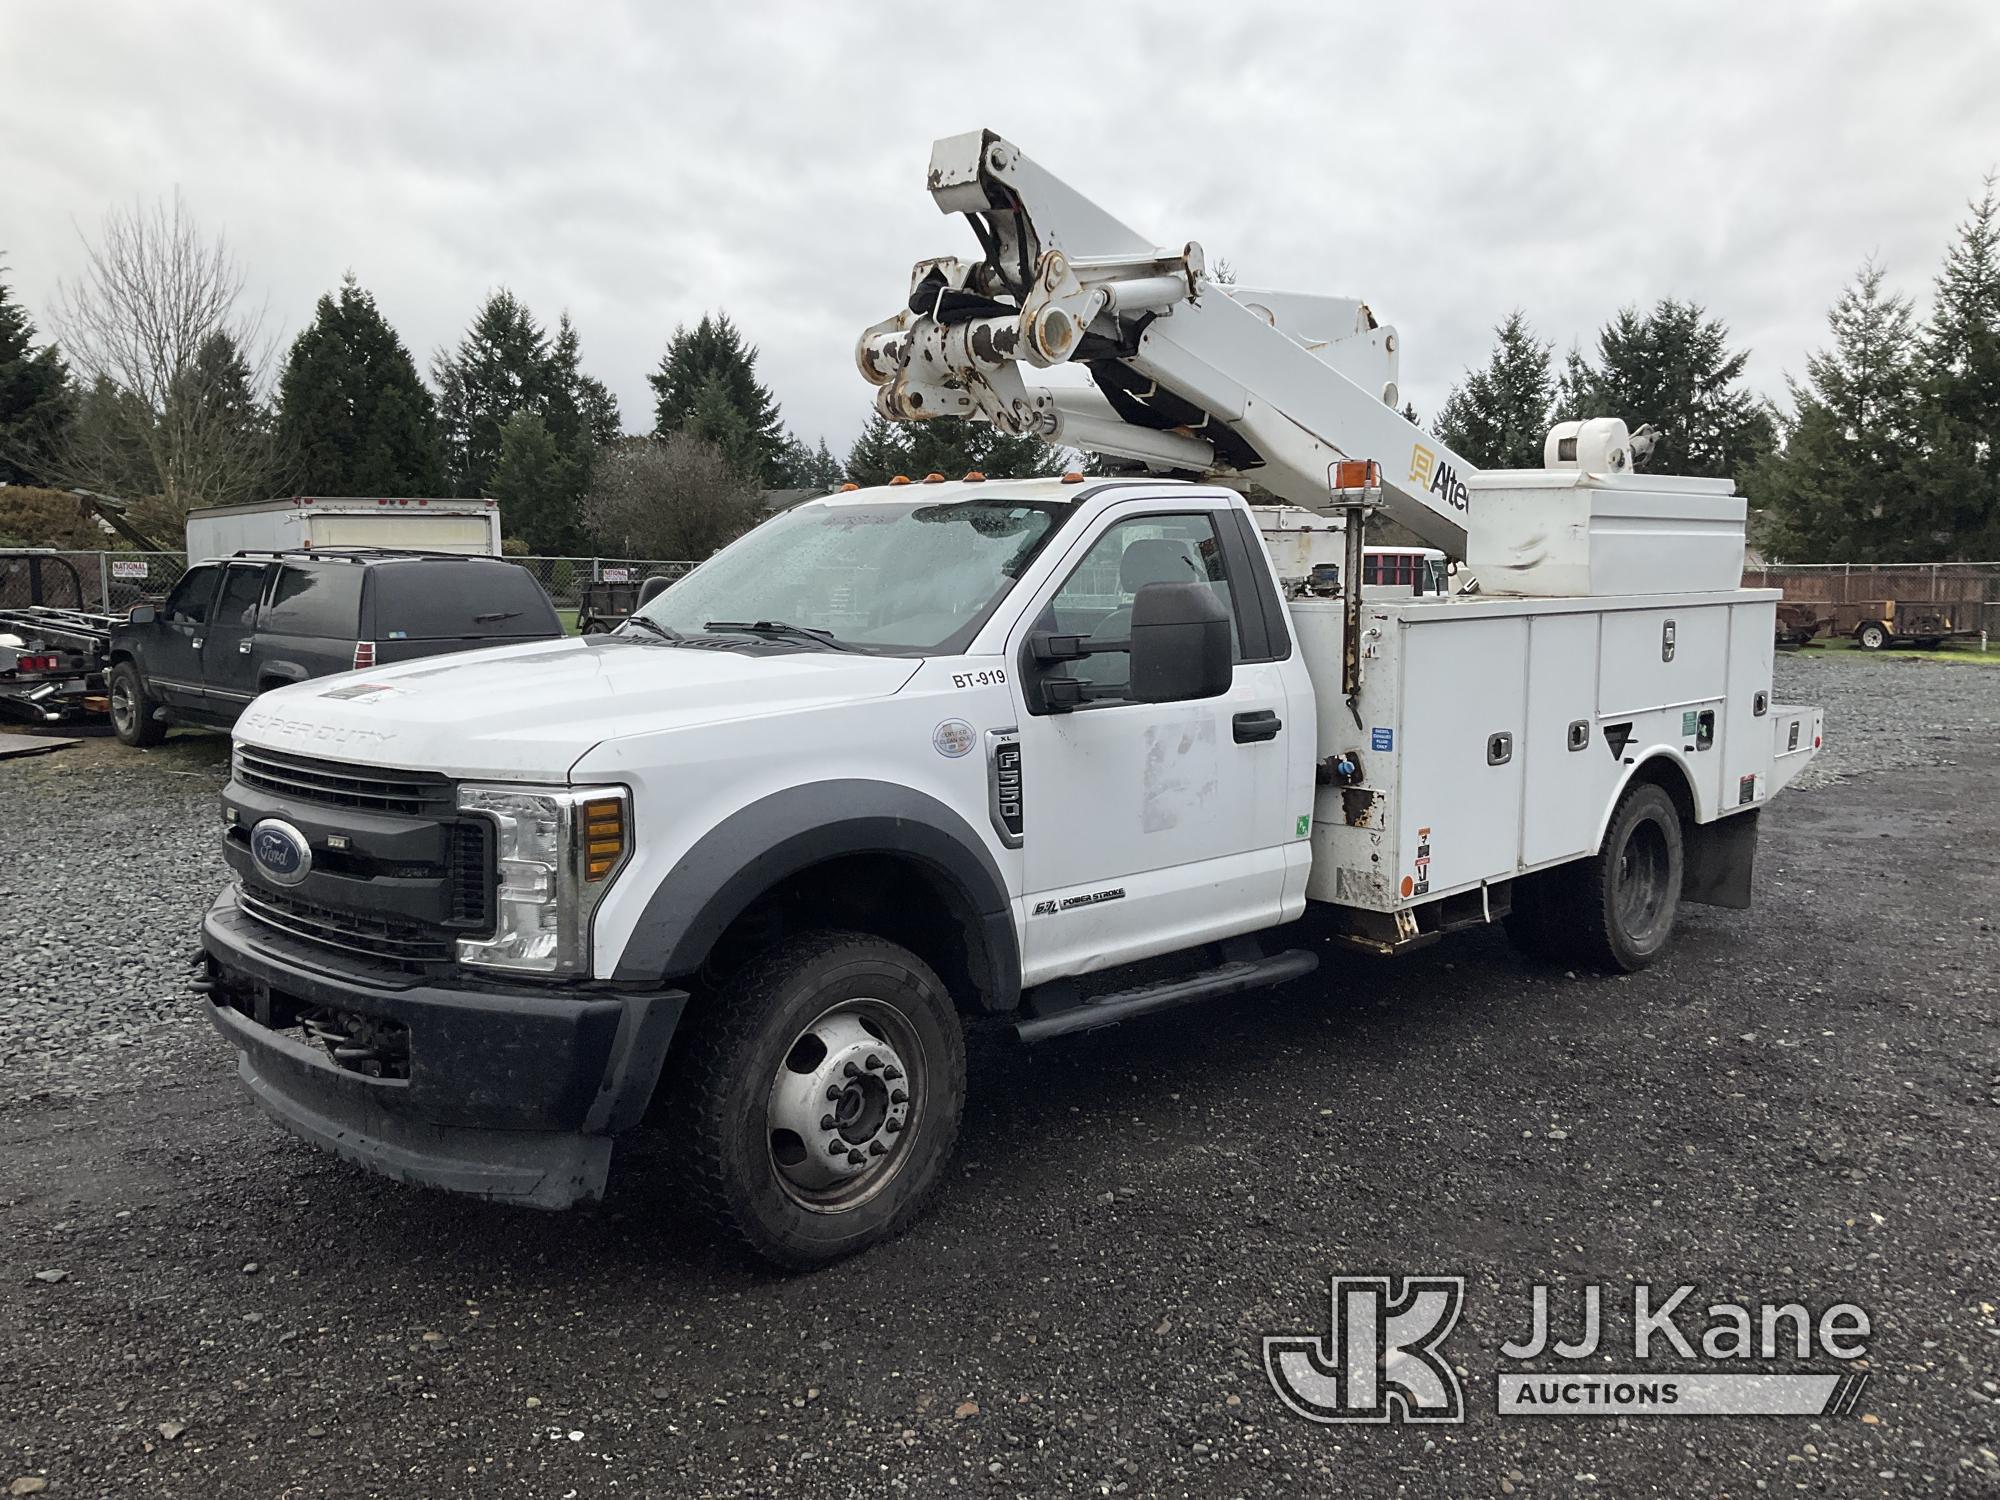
1014 949 1319 1043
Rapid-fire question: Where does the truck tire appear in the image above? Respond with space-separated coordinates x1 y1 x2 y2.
666 931 966 1268
109 661 166 747
1568 783 1684 973
1857 622 1890 651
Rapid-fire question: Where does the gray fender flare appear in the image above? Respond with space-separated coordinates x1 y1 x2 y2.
611 778 1021 1010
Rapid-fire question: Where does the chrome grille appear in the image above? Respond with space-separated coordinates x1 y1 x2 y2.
234 746 453 816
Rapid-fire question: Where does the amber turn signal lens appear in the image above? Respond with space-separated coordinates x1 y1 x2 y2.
583 797 625 882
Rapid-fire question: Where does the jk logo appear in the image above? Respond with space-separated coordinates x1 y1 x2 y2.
1264 1276 1466 1424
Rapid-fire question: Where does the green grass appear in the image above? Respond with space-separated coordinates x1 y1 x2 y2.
556 607 580 636
1794 636 2000 665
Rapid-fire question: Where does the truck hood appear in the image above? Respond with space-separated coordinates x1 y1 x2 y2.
233 635 922 777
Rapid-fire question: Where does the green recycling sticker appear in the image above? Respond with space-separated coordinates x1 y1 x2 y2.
1296 814 1312 838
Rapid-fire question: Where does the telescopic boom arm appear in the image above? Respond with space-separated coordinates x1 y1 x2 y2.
856 129 1480 557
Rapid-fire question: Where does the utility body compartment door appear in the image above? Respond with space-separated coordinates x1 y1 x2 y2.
1395 615 1527 898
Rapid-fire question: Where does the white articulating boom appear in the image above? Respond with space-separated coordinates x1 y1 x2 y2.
857 128 1481 557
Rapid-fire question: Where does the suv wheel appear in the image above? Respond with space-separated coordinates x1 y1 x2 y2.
668 932 966 1268
109 661 166 747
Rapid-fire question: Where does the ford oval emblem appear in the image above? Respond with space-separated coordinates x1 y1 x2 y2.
249 818 313 887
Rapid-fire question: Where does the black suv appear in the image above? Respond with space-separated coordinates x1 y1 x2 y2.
107 549 563 746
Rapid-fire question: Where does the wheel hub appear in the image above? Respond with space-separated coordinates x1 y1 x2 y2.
766 1007 915 1204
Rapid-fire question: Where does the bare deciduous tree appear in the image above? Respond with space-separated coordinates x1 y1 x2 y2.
44 192 281 518
583 433 764 560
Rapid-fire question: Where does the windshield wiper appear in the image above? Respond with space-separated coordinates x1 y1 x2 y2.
703 620 856 652
618 615 683 642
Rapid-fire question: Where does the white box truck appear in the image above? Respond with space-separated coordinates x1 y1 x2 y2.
184 497 503 559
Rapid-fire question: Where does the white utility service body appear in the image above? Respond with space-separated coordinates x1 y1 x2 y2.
184 496 503 558
193 127 1824 1267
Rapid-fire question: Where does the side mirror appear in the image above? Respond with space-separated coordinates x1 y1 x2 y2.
127 604 157 625
636 575 673 608
1128 581 1232 703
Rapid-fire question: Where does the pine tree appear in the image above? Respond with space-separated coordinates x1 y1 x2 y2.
806 437 844 490
1558 299 1774 479
433 290 553 498
1916 174 2000 556
1756 260 1923 560
433 293 620 549
276 274 442 494
685 374 764 480
0 263 72 485
647 313 787 484
490 410 576 554
843 411 909 487
1434 311 1555 469
843 409 1055 487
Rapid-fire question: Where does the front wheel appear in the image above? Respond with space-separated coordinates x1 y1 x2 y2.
667 932 966 1268
109 661 165 747
1857 622 1890 651
1570 783 1684 973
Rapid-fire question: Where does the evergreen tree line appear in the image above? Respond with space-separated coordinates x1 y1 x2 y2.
1433 174 2000 561
0 196 1056 558
7 177 1997 561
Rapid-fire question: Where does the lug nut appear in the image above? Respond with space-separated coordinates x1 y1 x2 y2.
883 1065 904 1082
868 1141 886 1157
890 1088 907 1105
843 1061 861 1078
885 1119 902 1134
820 1114 836 1131
825 1084 842 1101
847 1150 865 1166
828 1140 846 1155
864 1054 882 1071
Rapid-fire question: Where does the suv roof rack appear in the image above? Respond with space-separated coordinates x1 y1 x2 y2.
223 547 491 564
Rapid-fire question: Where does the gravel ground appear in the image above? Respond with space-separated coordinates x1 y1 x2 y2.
2 655 1997 1498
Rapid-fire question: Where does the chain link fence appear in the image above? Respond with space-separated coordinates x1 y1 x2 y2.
0 551 701 624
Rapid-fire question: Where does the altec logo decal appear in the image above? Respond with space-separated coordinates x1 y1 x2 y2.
1408 445 1470 512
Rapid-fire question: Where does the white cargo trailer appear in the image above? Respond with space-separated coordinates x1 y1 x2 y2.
183 497 502 559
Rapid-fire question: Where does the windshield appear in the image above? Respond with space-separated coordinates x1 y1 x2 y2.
630 496 1066 654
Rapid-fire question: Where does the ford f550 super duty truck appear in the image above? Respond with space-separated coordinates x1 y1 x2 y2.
197 131 1821 1266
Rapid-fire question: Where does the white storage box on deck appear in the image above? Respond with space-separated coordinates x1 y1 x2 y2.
1463 470 1745 597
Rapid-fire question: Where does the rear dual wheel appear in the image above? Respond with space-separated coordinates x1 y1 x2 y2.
1506 783 1684 974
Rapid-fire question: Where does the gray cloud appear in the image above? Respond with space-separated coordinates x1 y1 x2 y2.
4 0 1997 461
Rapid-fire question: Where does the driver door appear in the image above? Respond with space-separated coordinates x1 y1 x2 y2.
147 564 221 709
1009 502 1296 983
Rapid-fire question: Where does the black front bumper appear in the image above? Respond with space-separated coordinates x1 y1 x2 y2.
201 887 686 1209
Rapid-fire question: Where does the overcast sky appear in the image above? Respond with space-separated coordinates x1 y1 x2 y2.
4 1 1998 462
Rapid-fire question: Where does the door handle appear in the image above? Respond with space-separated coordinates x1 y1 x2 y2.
1233 709 1282 743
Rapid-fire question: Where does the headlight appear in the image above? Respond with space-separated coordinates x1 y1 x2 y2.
454 783 630 975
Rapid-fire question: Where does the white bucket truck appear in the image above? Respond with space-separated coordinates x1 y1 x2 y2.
196 131 1819 1265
